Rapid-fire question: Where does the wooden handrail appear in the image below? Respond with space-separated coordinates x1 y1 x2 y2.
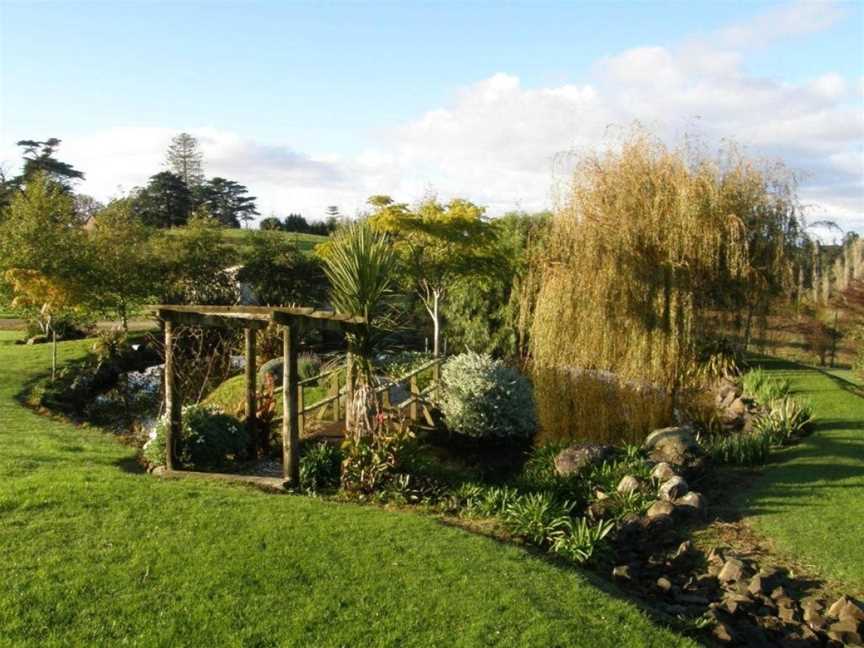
271 356 445 426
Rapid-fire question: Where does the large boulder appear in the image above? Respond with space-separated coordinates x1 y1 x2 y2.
554 443 615 478
643 425 705 473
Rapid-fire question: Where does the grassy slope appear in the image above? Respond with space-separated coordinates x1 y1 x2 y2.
0 332 692 648
218 227 326 255
741 357 864 590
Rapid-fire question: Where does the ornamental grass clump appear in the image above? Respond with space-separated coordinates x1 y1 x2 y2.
440 352 536 439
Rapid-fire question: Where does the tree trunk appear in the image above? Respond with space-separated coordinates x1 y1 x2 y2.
51 326 57 383
432 291 440 358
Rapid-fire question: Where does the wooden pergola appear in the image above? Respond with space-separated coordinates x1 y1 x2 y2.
156 305 365 485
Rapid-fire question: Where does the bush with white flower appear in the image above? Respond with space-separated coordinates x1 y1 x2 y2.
142 404 247 469
440 352 537 439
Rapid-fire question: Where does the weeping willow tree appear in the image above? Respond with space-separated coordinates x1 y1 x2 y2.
529 133 801 442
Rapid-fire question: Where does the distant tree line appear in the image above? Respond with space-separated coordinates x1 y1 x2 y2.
0 134 260 229
259 212 339 236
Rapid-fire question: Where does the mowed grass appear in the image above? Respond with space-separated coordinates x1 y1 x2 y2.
0 332 693 648
218 227 326 255
739 357 864 591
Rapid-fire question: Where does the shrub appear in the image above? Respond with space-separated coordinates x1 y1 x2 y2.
549 517 615 565
142 404 247 469
440 352 537 439
701 431 770 466
502 492 572 545
340 423 416 494
741 368 790 404
299 441 342 492
298 352 323 382
456 484 521 518
754 396 813 445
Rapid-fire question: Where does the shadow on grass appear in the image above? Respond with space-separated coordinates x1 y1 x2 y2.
434 516 693 637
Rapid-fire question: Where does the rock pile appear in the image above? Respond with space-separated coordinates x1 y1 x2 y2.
715 376 764 432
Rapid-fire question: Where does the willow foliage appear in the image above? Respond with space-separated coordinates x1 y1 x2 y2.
531 134 799 411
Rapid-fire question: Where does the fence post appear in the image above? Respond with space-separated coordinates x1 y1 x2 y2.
164 320 178 471
244 327 257 457
331 371 340 422
410 375 418 422
433 360 441 403
297 383 305 437
282 326 299 485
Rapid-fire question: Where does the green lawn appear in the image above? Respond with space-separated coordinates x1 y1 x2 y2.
219 227 326 255
740 357 864 591
0 332 692 647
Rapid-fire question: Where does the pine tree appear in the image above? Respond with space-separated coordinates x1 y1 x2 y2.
165 133 204 187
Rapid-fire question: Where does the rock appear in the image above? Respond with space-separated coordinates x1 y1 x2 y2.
612 565 632 581
151 465 167 476
656 576 672 592
727 397 747 418
650 461 677 482
837 598 864 623
643 425 705 472
554 444 615 477
718 558 747 583
587 498 617 521
804 612 827 630
778 603 799 624
594 489 609 500
646 500 675 519
673 491 707 517
718 388 737 410
770 585 789 601
712 621 735 643
659 476 688 501
748 575 765 596
616 475 641 495
828 619 862 645
723 592 754 615
707 547 725 564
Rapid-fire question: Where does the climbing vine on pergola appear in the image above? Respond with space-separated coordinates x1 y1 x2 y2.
156 305 365 485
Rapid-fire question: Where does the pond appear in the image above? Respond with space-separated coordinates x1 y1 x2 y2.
532 366 673 447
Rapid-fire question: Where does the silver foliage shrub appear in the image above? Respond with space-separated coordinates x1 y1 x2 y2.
440 352 537 438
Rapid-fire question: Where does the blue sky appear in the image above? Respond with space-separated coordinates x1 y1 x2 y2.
1 0 862 231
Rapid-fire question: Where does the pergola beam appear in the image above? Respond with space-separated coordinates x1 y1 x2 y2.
157 309 269 330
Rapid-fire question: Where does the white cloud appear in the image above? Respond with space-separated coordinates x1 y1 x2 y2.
2 1 860 231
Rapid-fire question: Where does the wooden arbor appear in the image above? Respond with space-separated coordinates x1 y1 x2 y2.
156 305 365 485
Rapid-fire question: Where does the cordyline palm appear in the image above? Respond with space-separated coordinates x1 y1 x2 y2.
322 220 398 384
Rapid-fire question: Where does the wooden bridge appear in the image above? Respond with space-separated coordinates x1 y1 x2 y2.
272 357 444 439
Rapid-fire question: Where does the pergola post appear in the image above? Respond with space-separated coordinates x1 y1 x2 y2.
244 327 257 457
164 320 178 471
282 325 299 485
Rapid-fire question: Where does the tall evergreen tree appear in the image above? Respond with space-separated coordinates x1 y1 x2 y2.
1 139 84 207
195 177 258 228
133 171 192 228
165 132 204 187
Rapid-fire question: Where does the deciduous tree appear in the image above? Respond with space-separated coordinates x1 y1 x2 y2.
368 195 496 356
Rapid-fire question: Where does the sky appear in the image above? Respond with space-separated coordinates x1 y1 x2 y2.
0 0 862 233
